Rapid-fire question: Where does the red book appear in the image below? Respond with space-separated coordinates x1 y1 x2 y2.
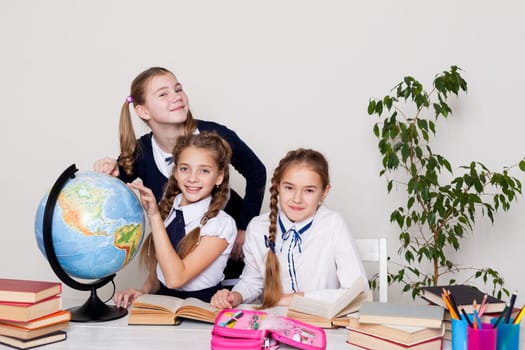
0 296 62 322
0 310 71 330
0 279 62 304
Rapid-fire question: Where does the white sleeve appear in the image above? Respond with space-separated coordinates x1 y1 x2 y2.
199 212 237 252
232 219 267 304
303 213 369 299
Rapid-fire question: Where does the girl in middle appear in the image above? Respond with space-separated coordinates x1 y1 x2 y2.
114 131 237 308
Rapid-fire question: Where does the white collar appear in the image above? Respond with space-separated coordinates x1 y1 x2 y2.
151 135 173 178
169 193 213 226
277 209 315 232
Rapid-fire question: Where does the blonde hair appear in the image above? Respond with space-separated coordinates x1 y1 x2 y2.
119 67 197 177
260 148 330 308
139 131 232 273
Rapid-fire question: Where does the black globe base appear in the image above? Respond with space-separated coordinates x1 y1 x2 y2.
68 288 127 322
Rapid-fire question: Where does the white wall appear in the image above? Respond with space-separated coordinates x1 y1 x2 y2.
1 0 524 304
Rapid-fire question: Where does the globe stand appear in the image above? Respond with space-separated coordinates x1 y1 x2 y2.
68 286 127 322
42 164 127 322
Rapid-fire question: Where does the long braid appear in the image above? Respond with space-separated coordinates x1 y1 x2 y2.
260 173 283 308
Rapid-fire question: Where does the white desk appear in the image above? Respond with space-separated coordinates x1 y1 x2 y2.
43 313 454 350
45 316 350 350
20 298 455 350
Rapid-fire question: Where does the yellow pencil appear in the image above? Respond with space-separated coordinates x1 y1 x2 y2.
513 305 525 324
441 294 459 320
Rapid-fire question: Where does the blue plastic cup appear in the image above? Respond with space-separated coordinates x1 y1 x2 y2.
492 319 520 350
451 317 468 350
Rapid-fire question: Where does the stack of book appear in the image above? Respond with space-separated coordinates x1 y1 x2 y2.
346 301 445 350
0 278 70 349
420 284 507 340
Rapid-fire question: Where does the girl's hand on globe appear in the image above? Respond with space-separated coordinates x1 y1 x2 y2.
114 288 144 308
128 182 161 219
93 157 119 177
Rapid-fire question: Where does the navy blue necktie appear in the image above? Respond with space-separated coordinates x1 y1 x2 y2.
165 209 185 249
165 156 173 165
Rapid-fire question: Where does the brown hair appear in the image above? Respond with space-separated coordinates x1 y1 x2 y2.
118 67 197 177
260 148 330 308
139 131 232 272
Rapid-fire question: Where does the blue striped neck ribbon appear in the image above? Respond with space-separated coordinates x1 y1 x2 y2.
278 216 314 292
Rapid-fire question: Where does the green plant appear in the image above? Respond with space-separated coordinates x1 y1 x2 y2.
367 65 525 299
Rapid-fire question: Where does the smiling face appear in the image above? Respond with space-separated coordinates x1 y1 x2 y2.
278 163 330 222
174 146 224 206
135 72 189 127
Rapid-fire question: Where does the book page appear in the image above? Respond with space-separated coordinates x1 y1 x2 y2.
289 277 366 319
179 298 217 314
175 298 218 322
132 294 184 313
289 298 332 319
335 291 372 318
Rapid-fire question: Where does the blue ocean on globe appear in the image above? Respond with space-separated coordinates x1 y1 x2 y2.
35 171 145 279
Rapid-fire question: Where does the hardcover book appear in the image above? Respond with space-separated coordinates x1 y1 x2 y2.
0 330 67 349
286 277 372 328
347 327 442 350
421 284 506 314
347 317 445 346
0 296 62 323
128 294 219 325
0 279 61 304
358 302 444 329
0 321 69 340
0 310 71 330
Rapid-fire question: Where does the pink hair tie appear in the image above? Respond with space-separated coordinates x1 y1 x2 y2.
126 96 134 103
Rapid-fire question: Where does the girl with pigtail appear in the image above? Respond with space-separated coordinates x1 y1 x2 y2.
211 148 369 309
114 132 237 307
94 67 266 279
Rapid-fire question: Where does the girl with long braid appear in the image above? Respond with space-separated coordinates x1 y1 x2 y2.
211 148 368 309
114 132 237 307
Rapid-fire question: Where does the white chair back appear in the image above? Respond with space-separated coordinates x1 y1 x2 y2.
355 238 388 302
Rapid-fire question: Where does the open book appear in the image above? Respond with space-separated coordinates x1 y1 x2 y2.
128 294 219 325
286 277 372 328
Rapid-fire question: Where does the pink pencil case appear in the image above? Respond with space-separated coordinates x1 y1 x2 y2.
211 308 326 350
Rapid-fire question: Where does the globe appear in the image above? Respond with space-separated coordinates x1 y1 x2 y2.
35 171 145 279
34 165 145 322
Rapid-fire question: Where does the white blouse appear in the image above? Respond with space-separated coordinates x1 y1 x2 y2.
233 205 368 303
156 194 237 291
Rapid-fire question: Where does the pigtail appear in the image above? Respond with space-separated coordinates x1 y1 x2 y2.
138 234 156 276
118 100 138 177
260 170 284 308
185 110 198 135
